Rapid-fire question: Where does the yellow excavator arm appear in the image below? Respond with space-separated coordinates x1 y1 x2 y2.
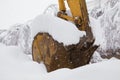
58 0 89 31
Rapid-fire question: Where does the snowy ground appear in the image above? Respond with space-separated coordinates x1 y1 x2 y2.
0 43 120 80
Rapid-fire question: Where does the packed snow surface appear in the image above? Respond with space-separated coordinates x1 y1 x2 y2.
29 14 85 45
0 43 120 80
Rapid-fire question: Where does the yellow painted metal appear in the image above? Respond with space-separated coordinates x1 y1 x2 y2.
32 39 41 63
67 0 82 18
80 0 89 30
58 13 74 21
58 0 89 31
58 0 66 11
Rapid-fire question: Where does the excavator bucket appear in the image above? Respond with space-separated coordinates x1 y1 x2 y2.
32 27 98 72
32 0 98 72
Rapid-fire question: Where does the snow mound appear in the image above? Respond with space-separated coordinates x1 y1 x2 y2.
29 14 85 45
0 43 120 80
90 51 106 63
46 58 120 80
100 0 120 51
89 0 120 55
0 24 31 54
0 43 47 80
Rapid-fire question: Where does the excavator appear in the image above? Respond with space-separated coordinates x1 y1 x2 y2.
32 0 98 72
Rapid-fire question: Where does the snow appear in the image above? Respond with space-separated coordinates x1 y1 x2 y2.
89 0 120 53
0 43 120 80
100 0 120 51
89 16 106 47
46 59 120 80
0 43 47 80
90 51 106 63
86 0 100 11
29 14 85 45
0 24 32 54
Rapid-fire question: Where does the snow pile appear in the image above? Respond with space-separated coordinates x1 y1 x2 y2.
0 30 6 34
90 51 106 63
100 0 120 52
86 0 100 12
46 58 120 80
0 30 7 42
0 43 47 80
89 16 106 47
0 24 31 54
89 0 120 55
29 14 85 45
0 43 120 80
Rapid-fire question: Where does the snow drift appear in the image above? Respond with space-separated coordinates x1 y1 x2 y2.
90 0 120 56
0 43 120 80
29 14 85 45
0 24 31 54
